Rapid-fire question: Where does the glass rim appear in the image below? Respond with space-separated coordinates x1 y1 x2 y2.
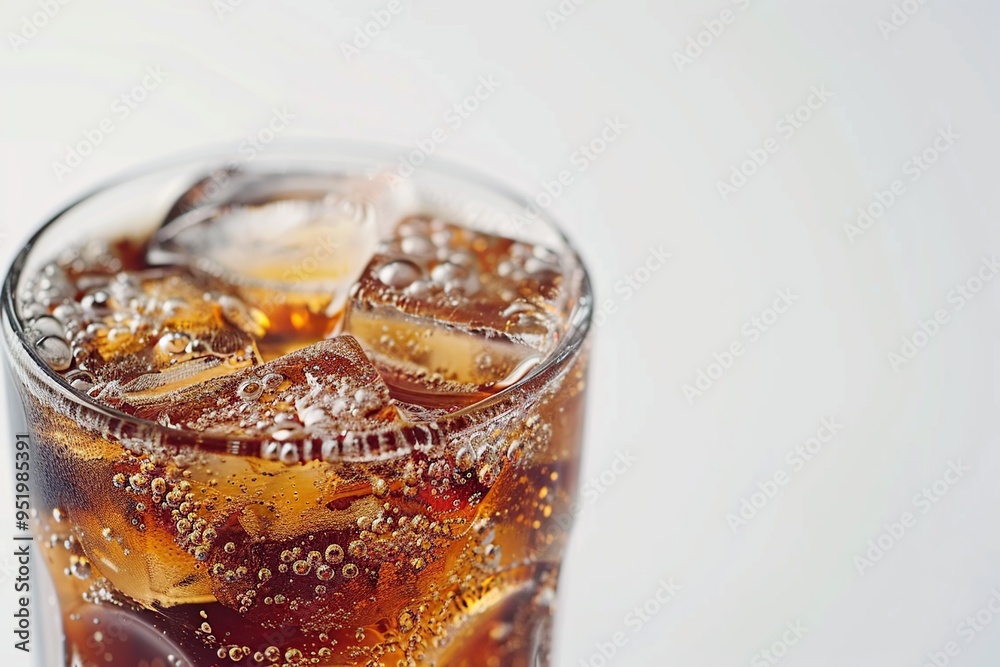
1 138 594 452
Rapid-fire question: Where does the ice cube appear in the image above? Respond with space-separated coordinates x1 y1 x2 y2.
123 336 403 452
343 215 573 408
149 171 403 346
69 270 263 399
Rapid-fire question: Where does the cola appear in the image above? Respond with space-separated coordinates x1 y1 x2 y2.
2 157 591 666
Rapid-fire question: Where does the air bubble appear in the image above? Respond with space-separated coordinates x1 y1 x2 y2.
237 380 264 402
35 336 72 371
258 567 272 582
69 555 92 579
342 563 359 578
279 443 300 465
455 447 477 471
348 540 367 557
478 464 499 487
400 235 435 258
28 315 65 339
430 261 470 287
261 372 284 390
292 560 311 576
506 440 523 463
377 259 422 289
52 508 64 523
158 332 191 355
80 290 111 312
66 369 96 392
324 544 344 564
315 564 334 581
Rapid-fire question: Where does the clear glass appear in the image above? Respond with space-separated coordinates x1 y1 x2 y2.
1 142 592 667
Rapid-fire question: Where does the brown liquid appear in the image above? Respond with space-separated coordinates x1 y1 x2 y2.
25 351 586 666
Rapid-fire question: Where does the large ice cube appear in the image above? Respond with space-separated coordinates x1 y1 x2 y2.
68 269 263 400
343 215 572 409
122 336 403 450
149 171 403 346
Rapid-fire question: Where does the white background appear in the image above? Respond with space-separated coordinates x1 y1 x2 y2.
2 0 1000 665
